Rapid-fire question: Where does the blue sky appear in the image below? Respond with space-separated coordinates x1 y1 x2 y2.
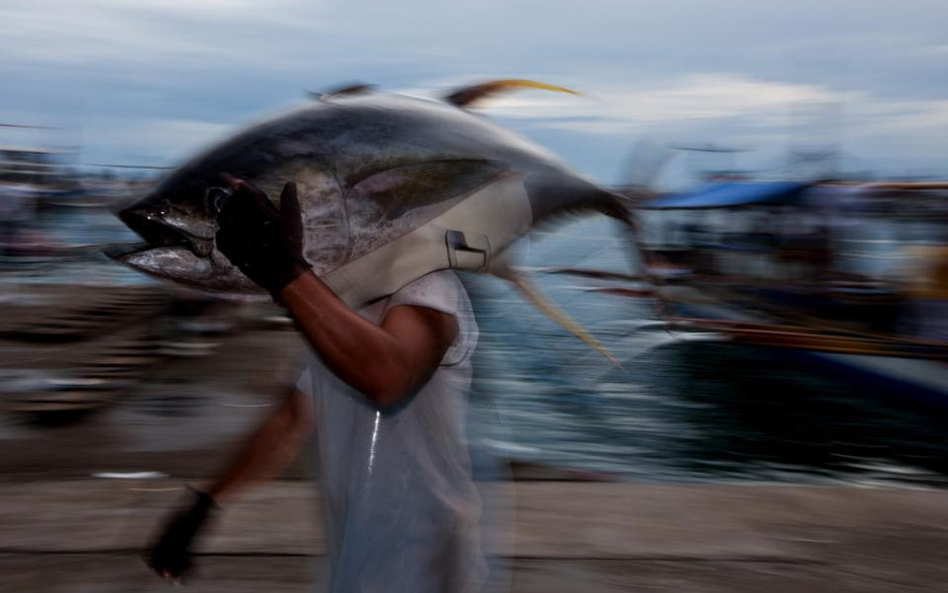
1 0 947 186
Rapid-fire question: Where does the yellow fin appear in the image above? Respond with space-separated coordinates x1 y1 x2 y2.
445 79 579 108
493 264 620 367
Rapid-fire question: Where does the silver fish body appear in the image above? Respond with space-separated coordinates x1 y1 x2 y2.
110 87 631 359
113 92 624 289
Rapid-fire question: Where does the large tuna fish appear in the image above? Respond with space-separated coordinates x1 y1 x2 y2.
108 80 634 362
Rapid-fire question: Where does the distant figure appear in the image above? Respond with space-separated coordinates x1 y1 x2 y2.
145 179 494 593
0 184 36 253
898 244 948 341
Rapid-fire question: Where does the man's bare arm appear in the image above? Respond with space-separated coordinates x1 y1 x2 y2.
145 388 314 583
213 178 457 409
278 271 458 408
204 388 315 505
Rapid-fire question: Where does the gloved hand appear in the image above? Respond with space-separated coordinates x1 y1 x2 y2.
215 177 311 296
144 488 218 584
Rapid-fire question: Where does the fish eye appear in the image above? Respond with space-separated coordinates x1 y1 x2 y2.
204 186 232 215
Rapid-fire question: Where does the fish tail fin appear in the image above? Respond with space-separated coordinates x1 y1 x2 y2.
492 263 620 367
608 195 674 323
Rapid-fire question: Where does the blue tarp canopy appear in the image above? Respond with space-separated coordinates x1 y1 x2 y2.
646 181 809 209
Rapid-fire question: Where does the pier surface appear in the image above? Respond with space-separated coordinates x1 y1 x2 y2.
2 479 946 592
2 285 947 591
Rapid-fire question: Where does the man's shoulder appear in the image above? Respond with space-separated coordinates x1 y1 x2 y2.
392 270 466 306
402 269 463 289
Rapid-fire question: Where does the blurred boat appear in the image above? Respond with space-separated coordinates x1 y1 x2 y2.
569 180 948 406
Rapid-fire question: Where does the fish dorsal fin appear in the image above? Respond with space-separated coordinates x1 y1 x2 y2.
310 82 376 100
444 79 578 108
490 261 620 367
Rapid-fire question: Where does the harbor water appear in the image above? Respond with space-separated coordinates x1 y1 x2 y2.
3 207 948 488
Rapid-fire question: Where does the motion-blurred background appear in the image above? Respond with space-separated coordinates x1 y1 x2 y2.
2 1 948 592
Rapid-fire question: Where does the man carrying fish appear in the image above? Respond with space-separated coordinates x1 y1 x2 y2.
109 79 637 592
146 177 488 592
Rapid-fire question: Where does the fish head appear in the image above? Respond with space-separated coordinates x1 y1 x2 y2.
108 170 253 293
108 145 347 294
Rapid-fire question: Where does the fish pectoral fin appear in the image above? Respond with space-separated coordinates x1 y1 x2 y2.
350 160 508 220
444 79 579 108
492 264 620 367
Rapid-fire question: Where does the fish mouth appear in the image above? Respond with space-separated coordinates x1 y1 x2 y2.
102 241 153 261
111 207 214 259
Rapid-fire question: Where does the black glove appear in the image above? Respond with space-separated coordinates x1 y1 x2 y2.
215 178 311 295
144 488 218 583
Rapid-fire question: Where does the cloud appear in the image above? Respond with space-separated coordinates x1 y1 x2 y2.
400 73 856 147
469 74 844 131
39 72 948 181
2 1 947 182
78 117 235 166
0 0 306 71
403 72 948 181
415 72 948 156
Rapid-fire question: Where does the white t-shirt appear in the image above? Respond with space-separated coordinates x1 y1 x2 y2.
296 270 486 593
